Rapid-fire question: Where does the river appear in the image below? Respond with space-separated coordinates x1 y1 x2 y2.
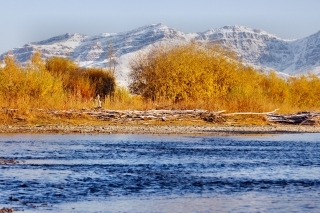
0 133 319 212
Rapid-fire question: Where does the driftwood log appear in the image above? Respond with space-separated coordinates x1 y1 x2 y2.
2 108 320 125
224 109 320 125
224 109 279 116
266 112 320 125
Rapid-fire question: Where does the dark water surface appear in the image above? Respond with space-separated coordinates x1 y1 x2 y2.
0 133 320 212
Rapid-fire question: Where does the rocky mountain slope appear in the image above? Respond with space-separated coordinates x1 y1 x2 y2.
1 23 320 84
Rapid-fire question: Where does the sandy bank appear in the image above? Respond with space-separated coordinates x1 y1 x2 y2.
1 124 320 135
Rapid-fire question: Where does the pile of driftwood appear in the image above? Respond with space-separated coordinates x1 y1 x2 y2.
216 109 320 125
49 109 210 122
3 108 320 125
266 111 320 125
48 109 320 125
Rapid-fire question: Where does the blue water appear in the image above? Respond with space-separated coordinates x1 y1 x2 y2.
0 133 320 212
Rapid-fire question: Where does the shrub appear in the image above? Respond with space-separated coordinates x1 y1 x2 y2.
85 67 116 98
129 41 320 112
0 53 64 109
46 57 116 100
129 42 239 104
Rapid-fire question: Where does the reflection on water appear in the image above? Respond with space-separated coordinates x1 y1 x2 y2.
0 133 320 212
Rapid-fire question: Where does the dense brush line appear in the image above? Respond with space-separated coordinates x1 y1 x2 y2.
1 43 320 115
0 52 117 110
129 42 320 112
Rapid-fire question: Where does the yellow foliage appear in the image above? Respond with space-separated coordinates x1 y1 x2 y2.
46 57 115 100
129 42 320 112
0 52 116 111
0 54 64 109
1 47 320 115
103 86 144 110
288 74 320 110
129 42 239 104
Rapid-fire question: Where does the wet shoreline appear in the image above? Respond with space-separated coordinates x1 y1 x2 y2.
1 124 320 135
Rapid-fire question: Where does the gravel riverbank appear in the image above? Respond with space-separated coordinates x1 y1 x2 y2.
1 124 320 135
2 109 320 135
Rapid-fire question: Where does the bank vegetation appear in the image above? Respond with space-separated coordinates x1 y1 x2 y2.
1 42 320 124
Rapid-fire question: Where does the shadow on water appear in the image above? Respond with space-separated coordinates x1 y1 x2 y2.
0 133 320 212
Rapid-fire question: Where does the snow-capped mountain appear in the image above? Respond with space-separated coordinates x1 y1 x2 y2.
1 23 320 84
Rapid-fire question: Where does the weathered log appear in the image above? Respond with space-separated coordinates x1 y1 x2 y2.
224 109 279 116
266 112 320 125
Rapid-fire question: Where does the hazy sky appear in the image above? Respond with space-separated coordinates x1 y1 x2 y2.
1 0 320 54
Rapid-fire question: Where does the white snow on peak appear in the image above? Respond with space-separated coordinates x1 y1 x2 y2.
201 25 280 41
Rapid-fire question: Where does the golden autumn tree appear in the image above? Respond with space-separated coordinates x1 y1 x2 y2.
0 55 25 106
0 52 64 109
288 74 320 110
129 42 240 105
24 52 65 107
46 57 116 99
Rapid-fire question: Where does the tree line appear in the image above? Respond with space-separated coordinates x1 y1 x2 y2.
129 41 320 112
0 52 115 109
1 42 320 113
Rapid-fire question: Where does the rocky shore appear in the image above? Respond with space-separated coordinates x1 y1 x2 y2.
1 124 320 135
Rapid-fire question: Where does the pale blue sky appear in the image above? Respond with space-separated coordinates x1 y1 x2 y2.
1 0 320 54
